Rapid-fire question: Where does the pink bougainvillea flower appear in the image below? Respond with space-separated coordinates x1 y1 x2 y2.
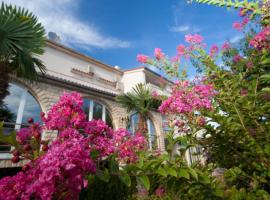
233 21 242 31
241 17 249 27
193 34 204 43
210 44 219 58
159 80 215 115
185 34 204 44
137 54 149 63
249 26 270 50
154 48 165 60
247 61 253 69
16 128 32 144
42 92 86 130
170 56 180 62
233 54 243 63
239 8 246 17
185 34 193 43
222 41 231 52
151 90 159 98
177 44 186 55
155 186 166 197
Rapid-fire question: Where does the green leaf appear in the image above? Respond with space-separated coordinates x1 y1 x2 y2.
109 158 119 173
0 122 18 147
188 168 198 181
137 175 150 190
96 169 110 183
179 168 190 179
260 74 270 83
166 167 177 177
119 171 131 187
262 87 270 93
198 174 211 184
90 150 100 160
156 167 167 177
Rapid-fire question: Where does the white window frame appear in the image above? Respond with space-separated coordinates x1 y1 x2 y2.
86 99 106 122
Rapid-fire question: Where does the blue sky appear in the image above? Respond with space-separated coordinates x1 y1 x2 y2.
5 0 243 77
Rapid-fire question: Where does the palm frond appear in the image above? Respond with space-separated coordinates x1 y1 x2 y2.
116 83 162 117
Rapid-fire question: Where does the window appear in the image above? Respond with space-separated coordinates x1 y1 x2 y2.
0 83 41 153
128 113 157 150
83 98 113 128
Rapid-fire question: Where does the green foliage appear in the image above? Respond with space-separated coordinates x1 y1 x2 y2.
0 2 46 79
80 174 137 200
116 83 162 135
0 122 18 148
193 0 262 15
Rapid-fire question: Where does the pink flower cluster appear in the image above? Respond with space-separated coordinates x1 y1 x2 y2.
222 41 231 52
185 34 204 44
0 129 95 200
233 54 243 63
154 48 165 60
84 120 115 157
159 80 215 115
42 92 86 130
0 92 148 199
113 129 147 163
137 54 149 63
249 26 270 50
12 122 44 163
210 44 219 58
233 16 250 30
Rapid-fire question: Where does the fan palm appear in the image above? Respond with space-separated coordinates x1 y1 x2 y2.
0 3 46 106
116 83 162 137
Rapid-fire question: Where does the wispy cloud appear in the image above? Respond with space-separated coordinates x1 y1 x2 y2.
3 0 131 49
169 25 200 33
229 35 243 43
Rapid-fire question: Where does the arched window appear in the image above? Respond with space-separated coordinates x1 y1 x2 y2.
83 98 113 128
128 113 157 150
0 83 42 153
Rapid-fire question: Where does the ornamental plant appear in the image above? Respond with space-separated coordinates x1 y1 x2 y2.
0 92 147 200
135 0 270 198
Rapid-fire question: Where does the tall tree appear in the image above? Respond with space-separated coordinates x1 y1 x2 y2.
0 3 46 106
116 83 162 137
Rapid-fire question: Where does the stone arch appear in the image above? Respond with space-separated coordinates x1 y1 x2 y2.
10 77 46 113
81 95 116 128
148 111 165 151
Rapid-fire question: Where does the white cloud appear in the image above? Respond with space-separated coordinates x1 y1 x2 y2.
230 35 243 44
169 25 200 33
3 0 130 49
170 25 190 32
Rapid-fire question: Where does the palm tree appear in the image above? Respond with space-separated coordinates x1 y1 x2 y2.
116 83 162 138
0 3 46 106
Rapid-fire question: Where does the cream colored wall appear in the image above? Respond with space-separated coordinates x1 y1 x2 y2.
121 69 146 93
39 47 122 94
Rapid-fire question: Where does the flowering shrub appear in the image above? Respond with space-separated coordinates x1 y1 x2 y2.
113 129 146 163
0 129 95 200
134 0 270 198
42 92 86 131
0 92 147 199
158 79 215 116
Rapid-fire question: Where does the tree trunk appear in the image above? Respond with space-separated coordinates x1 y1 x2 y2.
0 62 10 107
136 113 148 139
